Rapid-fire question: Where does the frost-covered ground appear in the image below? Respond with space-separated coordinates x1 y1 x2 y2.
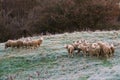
0 31 120 80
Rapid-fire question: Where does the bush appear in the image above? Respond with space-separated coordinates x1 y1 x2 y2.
0 0 120 42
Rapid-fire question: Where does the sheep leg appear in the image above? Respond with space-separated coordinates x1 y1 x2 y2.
70 51 74 58
69 49 74 58
67 49 71 57
110 50 113 57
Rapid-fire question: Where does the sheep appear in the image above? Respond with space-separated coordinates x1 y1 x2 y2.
97 41 114 58
38 37 43 46
72 41 82 54
78 43 89 57
106 43 115 57
64 44 75 57
87 43 101 57
23 41 31 48
5 40 17 49
110 43 115 56
31 37 43 48
16 40 24 48
22 38 33 48
5 40 12 49
73 39 90 56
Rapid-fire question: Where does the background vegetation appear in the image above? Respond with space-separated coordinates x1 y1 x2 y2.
0 0 120 42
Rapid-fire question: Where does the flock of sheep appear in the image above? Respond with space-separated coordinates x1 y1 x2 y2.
5 37 43 49
65 39 115 58
4 36 115 59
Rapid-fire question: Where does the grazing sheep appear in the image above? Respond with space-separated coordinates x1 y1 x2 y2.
22 38 33 48
5 40 17 49
73 39 90 56
16 40 24 48
5 40 12 49
72 41 82 54
65 44 75 57
38 37 43 46
23 41 32 48
31 37 43 48
107 43 115 57
78 44 89 57
97 41 114 58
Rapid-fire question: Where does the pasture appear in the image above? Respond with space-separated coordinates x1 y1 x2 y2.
0 31 120 80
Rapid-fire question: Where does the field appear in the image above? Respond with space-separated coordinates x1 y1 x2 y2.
0 31 120 80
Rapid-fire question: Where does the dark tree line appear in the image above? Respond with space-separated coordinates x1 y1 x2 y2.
0 0 120 42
